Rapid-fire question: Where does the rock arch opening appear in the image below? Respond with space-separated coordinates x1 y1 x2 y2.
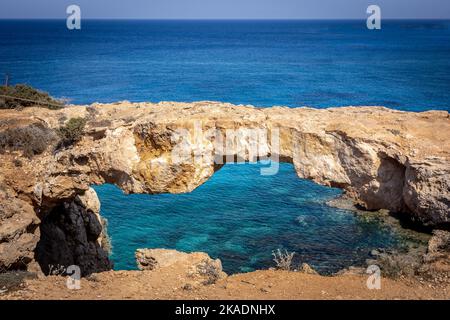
90 162 414 275
32 122 438 276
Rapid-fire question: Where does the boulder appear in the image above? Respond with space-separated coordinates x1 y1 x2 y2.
136 249 227 285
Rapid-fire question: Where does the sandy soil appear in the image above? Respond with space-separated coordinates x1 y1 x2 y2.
1 269 449 300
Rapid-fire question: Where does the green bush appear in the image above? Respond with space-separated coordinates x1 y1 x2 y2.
57 117 86 148
0 84 64 110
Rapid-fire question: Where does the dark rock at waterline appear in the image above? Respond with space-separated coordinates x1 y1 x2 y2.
34 191 113 277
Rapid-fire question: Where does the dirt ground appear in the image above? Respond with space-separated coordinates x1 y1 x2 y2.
1 269 449 300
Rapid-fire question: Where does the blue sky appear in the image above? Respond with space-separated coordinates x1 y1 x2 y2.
1 0 449 19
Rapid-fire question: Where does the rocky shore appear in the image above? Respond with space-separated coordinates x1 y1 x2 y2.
1 247 449 300
0 101 449 298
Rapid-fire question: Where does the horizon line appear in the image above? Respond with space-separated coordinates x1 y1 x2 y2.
1 17 450 21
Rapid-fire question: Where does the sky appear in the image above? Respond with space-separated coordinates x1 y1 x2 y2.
1 0 449 19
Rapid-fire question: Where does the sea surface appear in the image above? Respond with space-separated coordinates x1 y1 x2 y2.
1 20 448 273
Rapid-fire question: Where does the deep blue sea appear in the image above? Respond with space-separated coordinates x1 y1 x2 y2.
1 20 448 273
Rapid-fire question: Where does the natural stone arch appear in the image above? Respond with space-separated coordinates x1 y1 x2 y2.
1 102 448 275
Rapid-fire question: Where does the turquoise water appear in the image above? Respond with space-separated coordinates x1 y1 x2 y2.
2 20 448 273
94 163 404 274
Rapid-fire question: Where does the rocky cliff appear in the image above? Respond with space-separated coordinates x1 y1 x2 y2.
0 101 449 275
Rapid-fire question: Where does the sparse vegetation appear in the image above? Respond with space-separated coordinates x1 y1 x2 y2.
47 264 68 276
0 122 57 157
196 259 221 285
272 249 295 271
369 251 421 279
0 84 64 110
57 117 86 148
0 271 36 295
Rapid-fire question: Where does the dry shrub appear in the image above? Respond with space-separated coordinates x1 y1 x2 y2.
272 249 295 271
368 250 422 279
197 259 221 285
0 122 57 157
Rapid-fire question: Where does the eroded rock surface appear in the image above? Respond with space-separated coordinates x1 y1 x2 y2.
422 230 450 277
0 189 40 272
136 248 226 286
0 102 449 274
